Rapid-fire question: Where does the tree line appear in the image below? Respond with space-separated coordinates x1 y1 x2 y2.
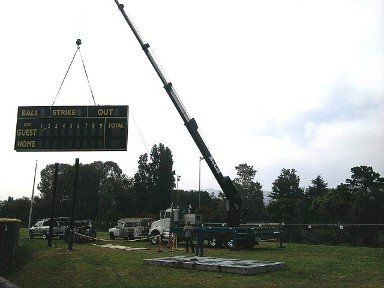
1 143 383 226
267 166 384 224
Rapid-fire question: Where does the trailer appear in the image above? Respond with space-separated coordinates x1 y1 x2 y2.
149 207 282 249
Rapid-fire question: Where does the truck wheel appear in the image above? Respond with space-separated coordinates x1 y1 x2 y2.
225 239 235 249
29 231 34 239
109 232 115 240
208 236 219 248
42 232 47 240
150 231 160 244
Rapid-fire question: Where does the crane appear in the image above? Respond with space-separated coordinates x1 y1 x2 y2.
113 0 242 227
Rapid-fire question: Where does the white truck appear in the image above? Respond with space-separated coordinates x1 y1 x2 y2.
109 218 151 240
148 207 201 244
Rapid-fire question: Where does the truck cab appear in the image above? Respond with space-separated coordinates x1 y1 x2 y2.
149 207 201 244
109 218 151 240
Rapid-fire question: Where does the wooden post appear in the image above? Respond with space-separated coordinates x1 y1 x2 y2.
67 158 79 251
169 233 175 252
157 235 163 252
278 224 284 248
48 163 59 247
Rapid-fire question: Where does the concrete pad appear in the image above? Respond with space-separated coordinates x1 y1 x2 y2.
0 276 19 288
143 256 285 275
94 244 149 251
220 263 269 275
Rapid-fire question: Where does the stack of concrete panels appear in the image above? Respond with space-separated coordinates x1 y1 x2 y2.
144 256 285 275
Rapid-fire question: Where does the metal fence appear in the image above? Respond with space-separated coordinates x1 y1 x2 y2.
243 223 384 247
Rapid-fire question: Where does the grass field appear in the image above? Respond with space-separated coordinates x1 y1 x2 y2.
4 229 384 288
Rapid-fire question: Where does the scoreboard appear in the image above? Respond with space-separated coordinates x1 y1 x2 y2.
14 106 128 152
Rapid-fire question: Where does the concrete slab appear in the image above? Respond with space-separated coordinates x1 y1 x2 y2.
94 244 149 251
143 256 285 275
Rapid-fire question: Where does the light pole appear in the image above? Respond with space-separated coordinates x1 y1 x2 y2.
28 160 38 235
176 175 181 190
198 156 204 208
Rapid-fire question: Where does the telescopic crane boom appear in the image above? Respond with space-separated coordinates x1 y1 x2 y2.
113 0 242 227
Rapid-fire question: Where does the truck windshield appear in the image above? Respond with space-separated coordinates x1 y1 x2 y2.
58 221 68 226
116 222 123 228
124 222 139 227
141 220 150 227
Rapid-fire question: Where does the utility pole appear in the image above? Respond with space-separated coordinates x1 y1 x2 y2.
28 160 38 235
198 156 204 208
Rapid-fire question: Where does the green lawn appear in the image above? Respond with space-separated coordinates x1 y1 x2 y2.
4 229 384 288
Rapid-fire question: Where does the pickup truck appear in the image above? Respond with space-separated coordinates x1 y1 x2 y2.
109 218 151 240
29 218 68 239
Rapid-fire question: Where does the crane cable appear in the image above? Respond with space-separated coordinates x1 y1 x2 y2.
50 39 150 156
51 39 97 106
129 109 150 156
79 48 97 106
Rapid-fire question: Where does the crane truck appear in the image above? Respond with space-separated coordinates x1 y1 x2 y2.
113 0 281 249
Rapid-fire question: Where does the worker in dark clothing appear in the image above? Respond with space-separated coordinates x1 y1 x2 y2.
183 221 195 253
195 223 207 257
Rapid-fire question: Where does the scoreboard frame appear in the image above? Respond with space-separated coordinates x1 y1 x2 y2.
14 105 129 152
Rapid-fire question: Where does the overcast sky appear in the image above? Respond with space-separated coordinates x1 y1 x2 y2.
0 0 383 201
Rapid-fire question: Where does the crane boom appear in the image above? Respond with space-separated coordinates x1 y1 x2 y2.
113 0 242 227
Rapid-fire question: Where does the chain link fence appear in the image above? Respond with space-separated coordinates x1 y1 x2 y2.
280 224 384 247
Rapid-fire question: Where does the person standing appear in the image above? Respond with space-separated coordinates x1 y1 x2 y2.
183 221 194 253
195 223 207 257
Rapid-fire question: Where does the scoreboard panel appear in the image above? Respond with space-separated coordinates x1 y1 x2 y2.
14 106 128 152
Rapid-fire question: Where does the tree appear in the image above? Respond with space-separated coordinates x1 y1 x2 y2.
268 169 304 223
37 161 131 221
37 163 74 218
1 146 175 224
270 169 302 200
169 189 224 222
133 143 175 215
309 167 384 224
307 175 328 198
133 153 152 214
304 175 329 222
0 197 31 225
149 143 175 213
310 184 353 223
346 166 384 223
346 166 384 191
233 163 265 221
